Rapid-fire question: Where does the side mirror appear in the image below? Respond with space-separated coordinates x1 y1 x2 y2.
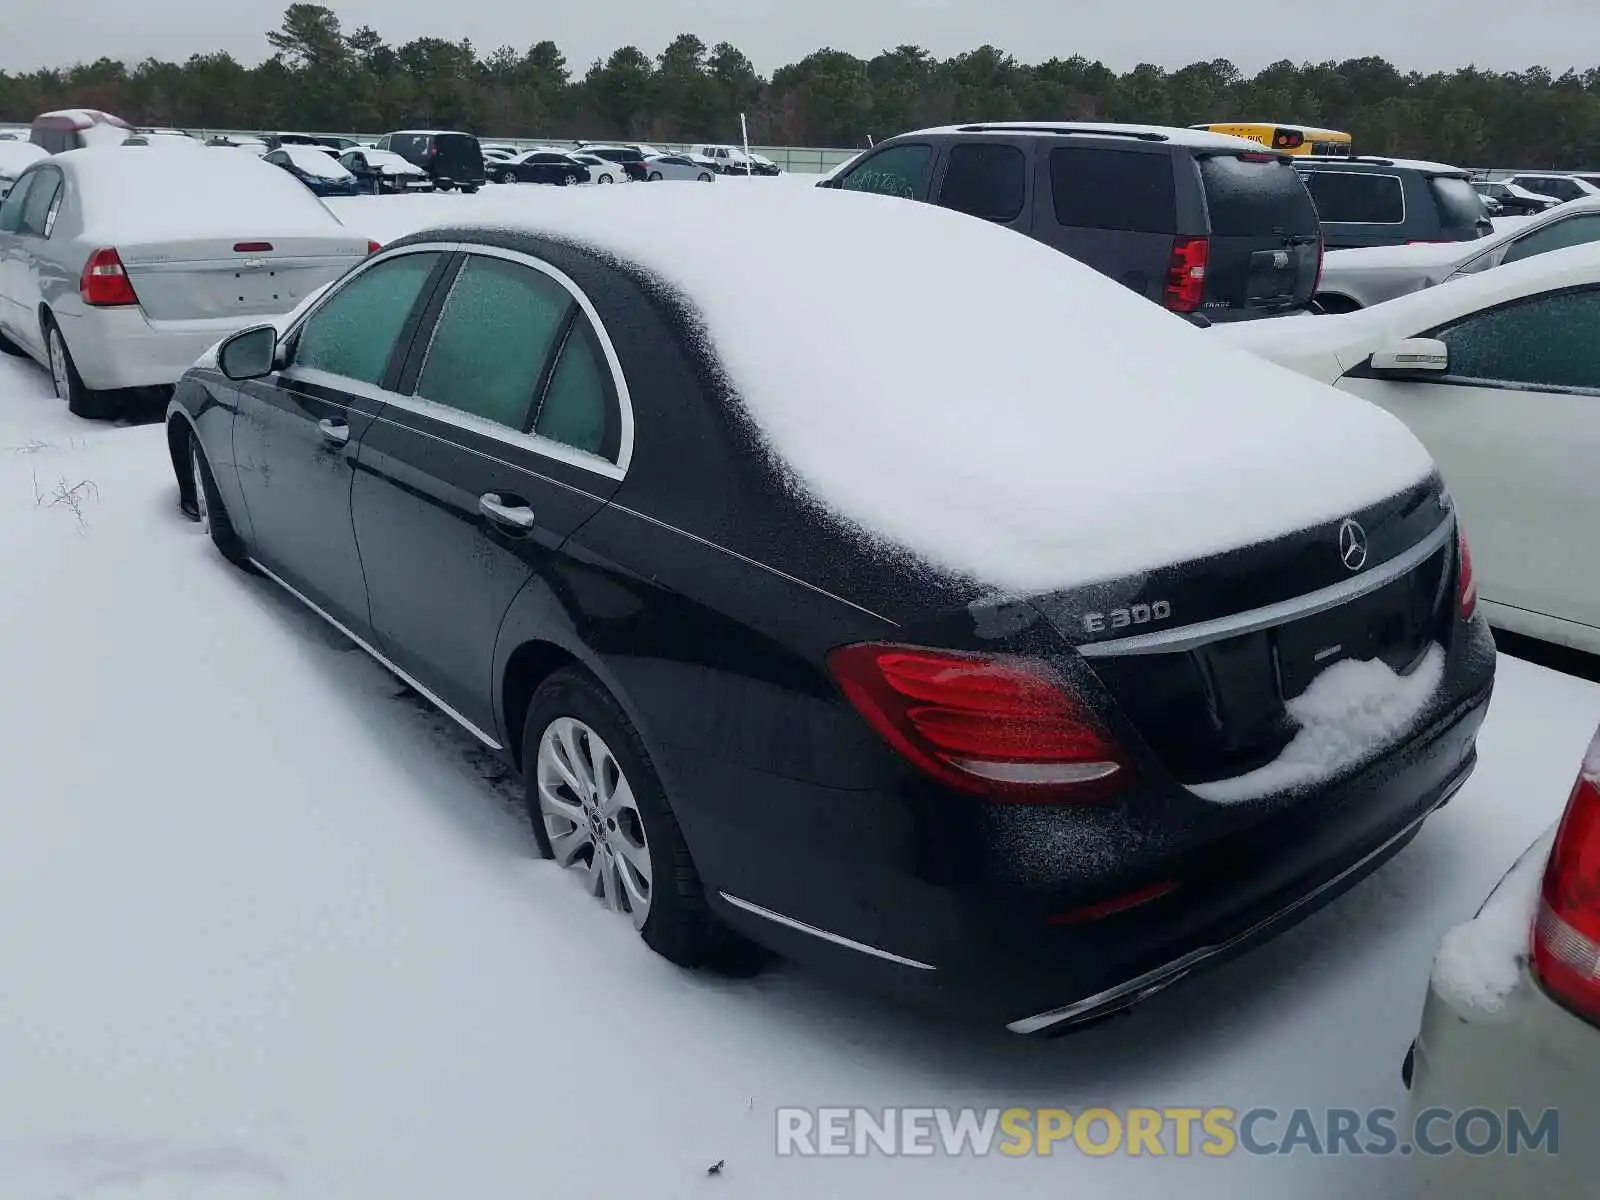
1368 337 1448 376
218 324 278 381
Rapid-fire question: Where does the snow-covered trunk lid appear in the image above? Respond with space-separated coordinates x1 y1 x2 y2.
1038 473 1458 794
119 237 367 321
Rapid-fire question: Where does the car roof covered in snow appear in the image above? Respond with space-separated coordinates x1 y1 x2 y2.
34 108 132 129
380 184 1434 592
898 120 1272 152
52 147 354 242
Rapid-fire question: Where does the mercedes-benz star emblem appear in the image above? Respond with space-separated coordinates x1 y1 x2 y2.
1338 518 1368 572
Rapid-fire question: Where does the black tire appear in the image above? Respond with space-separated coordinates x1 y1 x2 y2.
648 171 663 182
563 173 578 186
697 172 713 183
598 175 614 184
1313 294 1361 315
523 667 733 967
186 426 254 571
45 317 117 420
0 327 25 357
462 185 479 195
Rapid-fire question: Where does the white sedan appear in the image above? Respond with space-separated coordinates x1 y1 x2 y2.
1220 240 1600 655
639 154 716 183
0 148 371 418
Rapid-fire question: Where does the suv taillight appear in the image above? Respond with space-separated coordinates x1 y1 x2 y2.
1458 527 1477 619
826 643 1128 802
1533 725 1600 1023
1163 236 1209 313
79 247 137 307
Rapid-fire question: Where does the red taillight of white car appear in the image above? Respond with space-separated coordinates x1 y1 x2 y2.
1532 724 1600 1022
78 248 138 307
826 643 1128 801
1458 527 1478 619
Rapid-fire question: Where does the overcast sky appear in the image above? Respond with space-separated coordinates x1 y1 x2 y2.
5 0 1599 76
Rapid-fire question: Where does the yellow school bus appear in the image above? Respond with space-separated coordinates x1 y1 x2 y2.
1190 123 1352 157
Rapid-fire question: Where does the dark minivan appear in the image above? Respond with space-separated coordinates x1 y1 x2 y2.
1295 156 1493 249
820 122 1323 322
376 130 486 193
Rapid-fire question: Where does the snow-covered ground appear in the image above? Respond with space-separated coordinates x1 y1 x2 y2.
1 344 1598 1198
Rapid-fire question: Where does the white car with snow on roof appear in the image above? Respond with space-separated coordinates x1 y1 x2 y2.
0 147 373 419
1403 723 1600 1196
174 183 1493 1033
1220 239 1600 658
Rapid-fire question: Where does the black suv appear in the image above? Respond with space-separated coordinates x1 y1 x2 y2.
1295 156 1493 249
818 122 1323 322
375 130 486 193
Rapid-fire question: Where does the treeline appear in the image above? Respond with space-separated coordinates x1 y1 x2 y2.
5 4 1600 166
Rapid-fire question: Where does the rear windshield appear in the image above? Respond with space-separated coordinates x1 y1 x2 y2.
1429 177 1489 227
433 134 481 165
1049 146 1175 234
1198 154 1320 237
1299 170 1405 224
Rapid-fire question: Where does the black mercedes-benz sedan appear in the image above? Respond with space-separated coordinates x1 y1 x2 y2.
165 185 1494 1034
487 150 592 187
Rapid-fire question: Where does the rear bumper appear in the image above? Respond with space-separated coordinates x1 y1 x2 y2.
683 618 1495 1031
55 308 253 390
1409 963 1592 1195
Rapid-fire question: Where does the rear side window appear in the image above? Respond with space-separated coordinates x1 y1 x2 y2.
534 319 617 460
1429 177 1488 227
18 171 61 237
937 143 1026 222
838 144 932 199
1049 147 1176 234
1300 171 1404 224
294 252 441 386
417 255 573 429
1198 154 1319 237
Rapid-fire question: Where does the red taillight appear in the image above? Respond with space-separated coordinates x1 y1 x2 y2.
366 240 382 255
1457 527 1477 619
233 241 273 253
1049 880 1178 924
1163 236 1209 313
78 247 138 307
825 643 1128 801
1238 151 1277 163
1532 725 1600 1022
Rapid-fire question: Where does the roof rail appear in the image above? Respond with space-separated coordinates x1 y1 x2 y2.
1302 154 1395 166
954 124 1169 142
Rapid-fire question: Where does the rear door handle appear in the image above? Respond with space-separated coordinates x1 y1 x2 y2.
318 418 349 446
479 493 537 531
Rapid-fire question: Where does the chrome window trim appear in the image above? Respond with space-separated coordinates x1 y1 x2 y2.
405 243 634 481
1076 513 1456 658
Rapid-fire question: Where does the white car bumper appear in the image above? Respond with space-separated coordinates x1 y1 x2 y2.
53 307 258 391
1408 832 1596 1196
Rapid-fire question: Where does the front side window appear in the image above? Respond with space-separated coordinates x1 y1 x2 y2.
837 144 932 200
293 252 441 386
1300 171 1405 223
416 255 573 429
938 143 1026 223
1502 214 1600 265
1050 146 1176 233
1433 288 1600 391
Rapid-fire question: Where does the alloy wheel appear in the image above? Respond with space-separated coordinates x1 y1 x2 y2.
189 440 210 533
48 329 69 401
536 716 653 927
